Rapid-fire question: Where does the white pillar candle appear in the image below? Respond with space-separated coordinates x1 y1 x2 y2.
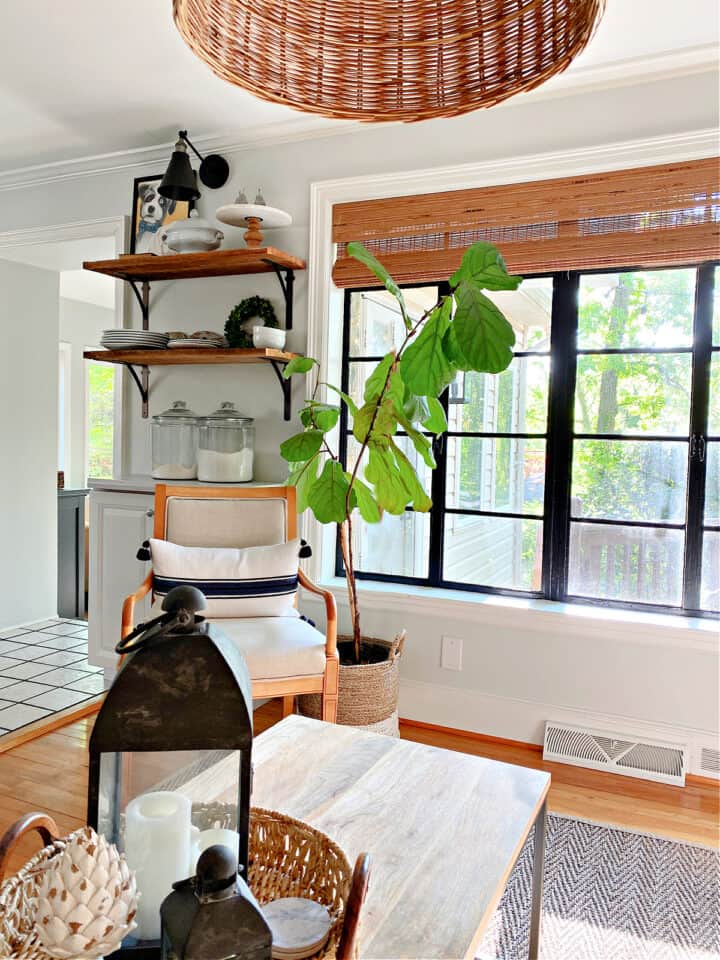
124 791 191 941
196 827 240 864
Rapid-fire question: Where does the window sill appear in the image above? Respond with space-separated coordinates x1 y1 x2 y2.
305 576 719 653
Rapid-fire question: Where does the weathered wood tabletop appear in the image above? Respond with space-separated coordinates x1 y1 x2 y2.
251 715 551 960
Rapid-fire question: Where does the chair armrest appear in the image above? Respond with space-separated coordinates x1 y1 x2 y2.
298 569 337 658
337 852 372 960
0 813 60 883
121 572 153 642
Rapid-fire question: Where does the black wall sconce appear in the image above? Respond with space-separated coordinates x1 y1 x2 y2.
159 130 229 201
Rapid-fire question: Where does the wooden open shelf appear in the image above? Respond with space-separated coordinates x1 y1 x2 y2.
83 248 306 281
83 347 297 366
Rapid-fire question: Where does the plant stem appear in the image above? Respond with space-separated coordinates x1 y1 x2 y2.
338 520 361 662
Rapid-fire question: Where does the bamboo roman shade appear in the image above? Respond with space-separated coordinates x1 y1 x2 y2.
332 158 720 287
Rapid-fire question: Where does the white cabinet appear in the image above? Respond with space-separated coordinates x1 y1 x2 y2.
88 489 154 671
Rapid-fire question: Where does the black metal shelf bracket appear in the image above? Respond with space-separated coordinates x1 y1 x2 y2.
262 261 295 330
127 279 151 330
125 364 149 418
269 361 292 421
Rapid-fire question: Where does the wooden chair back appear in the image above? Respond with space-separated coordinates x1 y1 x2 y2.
337 853 371 960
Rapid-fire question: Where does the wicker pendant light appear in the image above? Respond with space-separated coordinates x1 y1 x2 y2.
173 0 605 123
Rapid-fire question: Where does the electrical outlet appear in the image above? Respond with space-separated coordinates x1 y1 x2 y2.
441 635 463 671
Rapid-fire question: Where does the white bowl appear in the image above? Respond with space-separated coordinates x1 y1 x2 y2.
252 326 286 349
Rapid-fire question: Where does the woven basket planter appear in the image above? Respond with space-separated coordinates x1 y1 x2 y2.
300 635 403 734
0 808 354 960
173 0 605 122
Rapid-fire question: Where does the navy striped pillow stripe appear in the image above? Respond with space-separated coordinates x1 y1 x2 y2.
154 574 298 599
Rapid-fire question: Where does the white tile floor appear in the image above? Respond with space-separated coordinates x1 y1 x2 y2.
0 619 107 734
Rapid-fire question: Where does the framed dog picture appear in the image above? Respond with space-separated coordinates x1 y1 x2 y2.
129 173 195 254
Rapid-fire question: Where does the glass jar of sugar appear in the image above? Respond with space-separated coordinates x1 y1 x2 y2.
197 402 255 482
151 401 199 479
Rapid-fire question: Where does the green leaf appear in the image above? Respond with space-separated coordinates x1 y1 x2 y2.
325 383 358 417
399 299 455 397
365 446 409 515
442 322 473 371
402 389 430 425
307 459 350 524
282 356 318 379
300 403 340 432
453 281 516 374
391 442 432 512
288 455 320 512
363 352 395 402
279 430 324 462
352 398 397 445
449 242 522 291
422 397 447 434
351 477 382 523
346 242 410 329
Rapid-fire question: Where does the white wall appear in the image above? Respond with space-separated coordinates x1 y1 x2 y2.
0 69 717 745
0 259 59 628
59 296 115 488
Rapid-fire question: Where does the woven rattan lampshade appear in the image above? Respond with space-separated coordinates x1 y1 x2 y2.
173 0 605 123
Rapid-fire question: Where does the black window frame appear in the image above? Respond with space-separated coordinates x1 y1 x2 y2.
336 261 719 619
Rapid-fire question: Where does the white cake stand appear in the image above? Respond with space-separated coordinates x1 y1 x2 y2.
215 202 292 249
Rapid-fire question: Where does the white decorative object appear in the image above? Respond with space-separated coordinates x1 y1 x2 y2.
196 828 240 863
253 325 286 350
124 791 191 941
32 826 137 960
262 897 332 960
215 200 291 249
197 447 254 482
162 210 224 253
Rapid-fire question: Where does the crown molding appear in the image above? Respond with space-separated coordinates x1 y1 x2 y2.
0 43 716 194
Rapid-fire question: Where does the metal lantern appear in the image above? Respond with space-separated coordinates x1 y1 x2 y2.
160 844 271 960
88 587 254 959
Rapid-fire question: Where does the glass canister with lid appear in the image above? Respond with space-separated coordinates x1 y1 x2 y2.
197 402 255 482
151 401 199 479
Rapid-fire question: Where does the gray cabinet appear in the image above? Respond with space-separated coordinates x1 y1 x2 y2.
58 488 89 619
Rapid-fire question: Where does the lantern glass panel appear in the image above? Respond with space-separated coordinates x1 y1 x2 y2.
96 749 243 947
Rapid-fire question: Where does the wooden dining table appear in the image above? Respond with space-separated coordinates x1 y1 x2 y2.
250 715 551 960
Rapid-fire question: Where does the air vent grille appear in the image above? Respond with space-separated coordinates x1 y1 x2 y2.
543 722 686 786
700 747 720 778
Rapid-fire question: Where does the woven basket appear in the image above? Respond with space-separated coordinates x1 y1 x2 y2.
0 808 353 960
300 634 403 730
173 0 605 122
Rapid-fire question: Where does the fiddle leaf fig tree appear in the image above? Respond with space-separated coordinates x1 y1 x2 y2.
282 241 521 664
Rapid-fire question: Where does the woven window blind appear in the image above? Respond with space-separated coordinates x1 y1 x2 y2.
332 158 720 287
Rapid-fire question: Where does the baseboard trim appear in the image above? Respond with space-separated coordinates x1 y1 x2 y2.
399 716 542 752
0 696 103 754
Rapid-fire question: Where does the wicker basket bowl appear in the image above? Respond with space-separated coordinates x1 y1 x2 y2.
0 808 354 960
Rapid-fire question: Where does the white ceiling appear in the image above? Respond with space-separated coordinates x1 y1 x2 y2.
0 0 717 175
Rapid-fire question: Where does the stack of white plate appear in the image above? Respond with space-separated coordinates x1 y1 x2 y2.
100 330 169 350
167 338 221 349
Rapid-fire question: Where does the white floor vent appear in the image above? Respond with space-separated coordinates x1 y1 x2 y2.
543 721 686 786
700 746 720 780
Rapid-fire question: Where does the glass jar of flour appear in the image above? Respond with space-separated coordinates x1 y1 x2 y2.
197 402 255 482
151 401 199 479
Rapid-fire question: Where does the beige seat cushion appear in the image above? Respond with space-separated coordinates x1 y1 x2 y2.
208 616 326 681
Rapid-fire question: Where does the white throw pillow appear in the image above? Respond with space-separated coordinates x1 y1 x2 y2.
150 538 301 619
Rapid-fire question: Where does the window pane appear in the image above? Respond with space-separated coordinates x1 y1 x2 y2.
446 437 545 514
348 361 378 409
87 362 114 480
710 355 720 435
484 277 552 350
346 435 432 496
574 354 691 435
705 441 719 525
571 440 688 523
568 523 684 605
352 511 429 579
348 286 439 357
578 268 695 349
448 356 550 434
443 515 542 590
701 531 720 612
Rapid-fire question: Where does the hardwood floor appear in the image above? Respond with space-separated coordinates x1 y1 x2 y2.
1 701 718 878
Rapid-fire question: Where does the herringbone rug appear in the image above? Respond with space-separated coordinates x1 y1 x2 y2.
477 815 719 960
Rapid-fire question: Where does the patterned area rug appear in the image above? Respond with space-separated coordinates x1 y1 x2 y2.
477 815 720 960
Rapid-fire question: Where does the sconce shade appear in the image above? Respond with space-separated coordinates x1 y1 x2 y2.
159 139 201 201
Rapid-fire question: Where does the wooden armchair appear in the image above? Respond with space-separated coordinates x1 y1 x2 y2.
121 485 338 722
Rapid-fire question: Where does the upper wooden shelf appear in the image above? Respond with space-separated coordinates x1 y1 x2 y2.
83 248 306 282
83 347 297 366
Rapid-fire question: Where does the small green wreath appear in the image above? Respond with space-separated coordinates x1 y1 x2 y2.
225 296 279 348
